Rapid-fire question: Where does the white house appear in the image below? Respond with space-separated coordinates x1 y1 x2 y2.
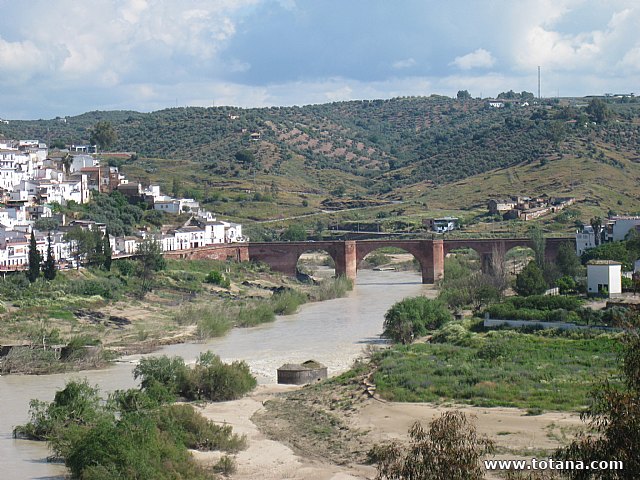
609 216 640 241
220 221 244 242
69 154 98 173
116 236 140 255
576 226 598 255
587 260 622 297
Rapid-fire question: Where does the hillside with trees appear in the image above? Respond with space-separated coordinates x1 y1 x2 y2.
2 95 639 227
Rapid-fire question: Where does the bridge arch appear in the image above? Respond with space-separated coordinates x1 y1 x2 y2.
247 241 354 278
296 248 337 278
357 245 421 272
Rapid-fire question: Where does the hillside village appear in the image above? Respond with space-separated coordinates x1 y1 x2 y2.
0 139 244 270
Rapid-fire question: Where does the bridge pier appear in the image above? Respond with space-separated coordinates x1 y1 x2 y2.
335 240 357 280
420 239 444 284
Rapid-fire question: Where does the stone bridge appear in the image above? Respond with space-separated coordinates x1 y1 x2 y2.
247 238 574 284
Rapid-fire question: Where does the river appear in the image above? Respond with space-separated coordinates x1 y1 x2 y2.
0 270 430 479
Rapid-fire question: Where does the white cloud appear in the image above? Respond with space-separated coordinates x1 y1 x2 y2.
510 2 640 72
451 49 496 70
392 58 416 70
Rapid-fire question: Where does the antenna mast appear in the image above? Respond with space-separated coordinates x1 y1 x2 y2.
538 66 541 99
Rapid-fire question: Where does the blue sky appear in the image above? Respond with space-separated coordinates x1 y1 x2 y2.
0 0 638 119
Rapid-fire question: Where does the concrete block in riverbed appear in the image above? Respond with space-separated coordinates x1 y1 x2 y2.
277 360 327 385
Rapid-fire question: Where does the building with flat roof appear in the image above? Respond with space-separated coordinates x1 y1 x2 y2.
587 260 622 297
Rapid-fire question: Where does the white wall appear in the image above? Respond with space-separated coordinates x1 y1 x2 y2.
587 264 622 296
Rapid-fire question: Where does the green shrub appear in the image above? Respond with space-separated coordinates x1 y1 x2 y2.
134 356 189 396
431 323 481 347
68 277 124 299
309 275 353 301
65 412 211 480
237 303 276 327
270 289 307 315
213 455 238 475
182 353 257 402
115 259 136 276
173 304 233 338
508 295 583 311
363 252 391 268
13 379 103 443
383 296 453 344
204 270 231 288
155 404 246 452
134 353 257 402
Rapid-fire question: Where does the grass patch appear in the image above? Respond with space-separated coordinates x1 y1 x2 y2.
372 330 620 411
308 275 353 301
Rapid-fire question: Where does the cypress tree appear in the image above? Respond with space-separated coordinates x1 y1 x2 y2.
27 231 41 283
103 232 112 271
43 232 57 281
89 227 103 266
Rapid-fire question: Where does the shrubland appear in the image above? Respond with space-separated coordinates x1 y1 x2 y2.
14 352 251 479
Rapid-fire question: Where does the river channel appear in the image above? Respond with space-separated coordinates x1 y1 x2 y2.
0 270 430 479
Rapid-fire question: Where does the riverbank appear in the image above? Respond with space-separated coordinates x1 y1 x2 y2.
1 269 428 479
0 255 355 375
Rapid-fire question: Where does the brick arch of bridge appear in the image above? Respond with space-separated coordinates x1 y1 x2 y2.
443 238 573 273
354 240 437 283
247 241 352 277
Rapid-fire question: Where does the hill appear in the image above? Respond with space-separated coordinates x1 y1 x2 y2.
1 95 639 233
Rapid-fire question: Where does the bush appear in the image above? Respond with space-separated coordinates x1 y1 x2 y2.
383 296 453 344
370 412 495 480
115 259 136 276
237 303 276 327
308 275 353 301
134 353 257 402
134 356 189 396
515 261 547 296
182 353 257 402
14 360 248 480
155 404 246 452
173 304 233 338
204 270 231 288
270 289 307 315
431 322 480 347
68 277 124 299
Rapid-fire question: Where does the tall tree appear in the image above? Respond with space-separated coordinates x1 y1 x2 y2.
528 225 546 269
514 261 547 296
27 231 42 283
43 232 57 281
64 227 94 269
103 233 112 271
556 242 581 277
135 237 166 298
88 227 104 266
586 98 610 124
590 216 603 246
89 121 117 151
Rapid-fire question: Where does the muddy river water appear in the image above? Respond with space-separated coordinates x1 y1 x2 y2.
0 270 430 479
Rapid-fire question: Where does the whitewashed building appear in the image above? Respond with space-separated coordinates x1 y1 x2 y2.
587 260 622 297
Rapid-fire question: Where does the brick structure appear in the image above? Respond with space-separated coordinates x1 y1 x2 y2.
247 237 572 284
164 244 249 262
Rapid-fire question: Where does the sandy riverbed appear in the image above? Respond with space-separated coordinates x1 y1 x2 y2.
196 381 583 480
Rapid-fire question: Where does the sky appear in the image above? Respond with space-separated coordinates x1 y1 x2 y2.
0 0 638 119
